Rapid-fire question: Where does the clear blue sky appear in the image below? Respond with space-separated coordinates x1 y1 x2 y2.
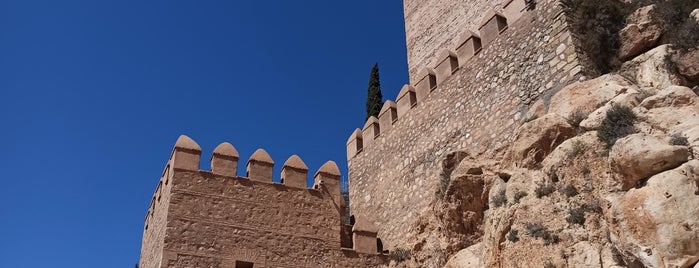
0 1 407 267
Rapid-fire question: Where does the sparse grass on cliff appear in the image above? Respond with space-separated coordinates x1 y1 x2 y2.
507 229 520 243
389 248 411 263
560 184 579 198
597 105 637 148
535 183 556 198
513 191 528 204
525 223 560 245
491 189 508 208
670 133 689 146
566 206 586 225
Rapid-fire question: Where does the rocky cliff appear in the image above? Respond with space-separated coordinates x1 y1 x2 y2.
388 5 699 268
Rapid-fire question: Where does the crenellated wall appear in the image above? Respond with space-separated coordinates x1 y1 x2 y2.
348 0 586 249
404 0 531 83
139 135 387 268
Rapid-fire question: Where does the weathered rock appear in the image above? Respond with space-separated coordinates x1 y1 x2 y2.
640 85 698 109
618 5 663 61
549 74 637 119
609 160 699 268
619 45 682 92
580 91 642 130
541 131 600 172
609 133 689 190
443 242 482 268
674 49 699 83
568 242 602 268
509 114 576 168
634 85 699 134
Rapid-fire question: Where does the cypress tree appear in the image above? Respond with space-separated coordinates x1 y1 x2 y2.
365 63 384 121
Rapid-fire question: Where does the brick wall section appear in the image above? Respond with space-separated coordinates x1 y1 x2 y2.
404 0 502 83
348 0 584 249
140 166 387 268
139 164 173 268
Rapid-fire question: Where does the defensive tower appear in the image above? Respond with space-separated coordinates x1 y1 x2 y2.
347 0 587 250
138 136 386 267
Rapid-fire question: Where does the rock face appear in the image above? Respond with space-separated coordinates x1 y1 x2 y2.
619 45 682 92
609 133 690 190
509 114 576 168
618 5 663 61
443 243 482 268
610 160 699 268
549 74 637 119
674 49 699 83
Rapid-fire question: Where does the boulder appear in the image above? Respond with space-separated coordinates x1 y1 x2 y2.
580 91 642 130
618 5 663 61
549 74 637 119
634 85 699 134
673 49 699 83
610 160 699 268
568 242 602 268
619 45 681 92
443 242 482 268
609 133 689 190
509 114 576 168
640 85 698 109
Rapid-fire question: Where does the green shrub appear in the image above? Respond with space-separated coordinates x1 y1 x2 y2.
561 184 579 198
507 229 520 243
561 0 631 74
597 105 637 148
566 206 586 225
670 133 690 146
567 110 588 128
652 0 699 51
584 200 603 213
492 189 508 208
514 191 528 203
389 248 411 263
536 183 556 198
568 141 587 160
525 223 561 245
581 165 591 175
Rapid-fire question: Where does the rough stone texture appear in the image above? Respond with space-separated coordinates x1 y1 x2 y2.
139 147 386 268
635 85 699 136
618 5 663 61
549 74 638 119
609 133 690 190
609 160 699 268
674 49 699 83
509 114 576 168
619 45 683 92
404 0 497 83
349 0 583 250
443 242 482 268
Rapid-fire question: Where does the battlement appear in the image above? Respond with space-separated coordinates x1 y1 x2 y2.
140 135 386 268
348 0 586 249
347 3 534 159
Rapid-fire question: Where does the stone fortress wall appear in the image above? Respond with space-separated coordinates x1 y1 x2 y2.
139 136 386 268
347 0 586 250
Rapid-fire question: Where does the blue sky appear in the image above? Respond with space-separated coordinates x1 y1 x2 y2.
0 1 407 267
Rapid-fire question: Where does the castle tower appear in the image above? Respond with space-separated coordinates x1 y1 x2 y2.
404 0 529 83
138 136 387 267
348 0 585 251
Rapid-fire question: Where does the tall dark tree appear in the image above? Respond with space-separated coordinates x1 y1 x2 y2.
365 63 384 121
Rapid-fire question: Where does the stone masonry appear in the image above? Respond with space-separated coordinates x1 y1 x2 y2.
347 0 585 250
139 136 387 268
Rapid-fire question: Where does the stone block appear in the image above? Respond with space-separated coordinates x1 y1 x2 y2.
378 101 398 133
396 85 417 118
